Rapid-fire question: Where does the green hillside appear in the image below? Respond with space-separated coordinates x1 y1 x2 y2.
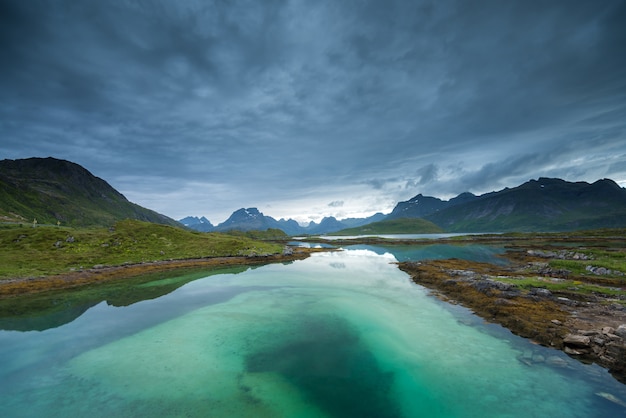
331 217 443 235
0 220 284 280
0 157 180 227
426 178 626 232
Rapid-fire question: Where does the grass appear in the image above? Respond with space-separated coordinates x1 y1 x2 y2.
497 276 625 298
494 233 626 298
0 219 284 280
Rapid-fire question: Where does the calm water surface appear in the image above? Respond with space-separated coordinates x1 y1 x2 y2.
1 246 625 417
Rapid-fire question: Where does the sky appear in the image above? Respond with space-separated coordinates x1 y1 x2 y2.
1 0 625 225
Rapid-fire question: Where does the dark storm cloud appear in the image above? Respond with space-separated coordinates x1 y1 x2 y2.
1 0 625 221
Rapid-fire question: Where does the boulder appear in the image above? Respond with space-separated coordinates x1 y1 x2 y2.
530 287 552 298
602 326 616 335
615 324 626 339
563 334 591 348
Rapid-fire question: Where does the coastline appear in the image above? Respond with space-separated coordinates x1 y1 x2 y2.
398 254 626 384
0 247 325 298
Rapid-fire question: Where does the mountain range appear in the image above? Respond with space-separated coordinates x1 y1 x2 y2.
390 177 626 232
181 208 387 235
2 157 625 234
184 177 626 234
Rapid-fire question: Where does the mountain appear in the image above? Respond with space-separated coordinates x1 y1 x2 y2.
0 157 180 227
179 216 214 232
186 209 387 236
211 208 348 235
387 192 477 219
183 177 626 235
340 212 387 228
304 216 346 235
389 178 626 232
276 218 305 236
214 208 277 232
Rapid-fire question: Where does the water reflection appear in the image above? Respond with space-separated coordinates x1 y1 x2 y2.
0 247 625 418
343 243 508 264
0 266 251 331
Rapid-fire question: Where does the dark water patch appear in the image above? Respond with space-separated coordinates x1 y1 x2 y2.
245 315 400 418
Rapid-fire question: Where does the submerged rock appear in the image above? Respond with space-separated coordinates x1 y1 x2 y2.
595 392 626 408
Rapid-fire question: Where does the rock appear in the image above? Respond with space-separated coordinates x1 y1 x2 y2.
500 290 522 298
563 334 591 348
532 354 545 363
546 356 569 367
615 324 626 339
472 279 515 294
282 246 294 256
595 392 626 408
556 296 577 306
518 357 533 366
602 326 615 335
530 287 552 297
564 346 583 355
551 319 562 325
592 337 606 346
449 269 477 278
65 236 75 243
606 343 626 357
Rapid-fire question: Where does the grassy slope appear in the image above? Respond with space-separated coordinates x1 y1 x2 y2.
0 220 284 280
0 158 180 227
331 217 443 235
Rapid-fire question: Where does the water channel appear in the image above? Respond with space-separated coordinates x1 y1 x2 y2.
0 244 625 417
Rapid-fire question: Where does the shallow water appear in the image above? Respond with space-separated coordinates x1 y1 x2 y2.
1 249 625 417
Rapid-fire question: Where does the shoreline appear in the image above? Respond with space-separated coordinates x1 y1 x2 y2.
0 247 325 298
398 254 626 384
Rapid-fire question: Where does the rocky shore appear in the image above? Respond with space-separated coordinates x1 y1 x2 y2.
398 253 626 384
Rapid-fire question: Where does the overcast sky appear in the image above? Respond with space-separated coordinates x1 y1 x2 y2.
2 0 625 224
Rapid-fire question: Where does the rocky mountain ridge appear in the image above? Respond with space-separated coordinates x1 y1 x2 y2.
183 209 386 235
187 177 626 234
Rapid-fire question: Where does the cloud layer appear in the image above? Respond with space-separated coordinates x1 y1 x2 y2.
2 0 625 223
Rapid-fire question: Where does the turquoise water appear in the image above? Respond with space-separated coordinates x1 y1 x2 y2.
1 249 625 417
